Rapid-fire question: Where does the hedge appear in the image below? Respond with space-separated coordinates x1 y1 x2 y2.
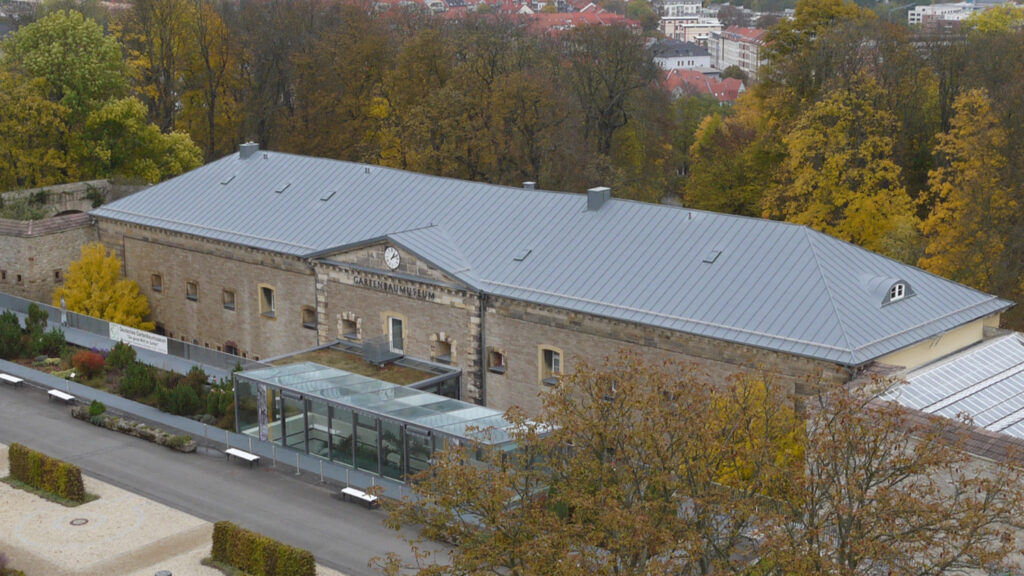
7 443 85 503
212 521 316 576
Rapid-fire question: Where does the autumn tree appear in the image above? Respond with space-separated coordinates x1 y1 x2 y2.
0 70 74 190
380 353 803 576
561 24 660 157
115 0 193 132
763 78 918 260
1 10 127 122
764 380 1024 575
77 97 203 182
53 243 156 330
383 355 1024 576
918 89 1016 294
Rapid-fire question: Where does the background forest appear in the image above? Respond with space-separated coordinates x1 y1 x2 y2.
1 0 1023 325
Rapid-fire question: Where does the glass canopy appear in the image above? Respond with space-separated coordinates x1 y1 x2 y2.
234 362 517 481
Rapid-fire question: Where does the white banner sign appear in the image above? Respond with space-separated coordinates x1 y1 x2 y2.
109 324 168 354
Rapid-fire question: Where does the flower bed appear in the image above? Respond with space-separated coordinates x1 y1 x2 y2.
70 406 197 453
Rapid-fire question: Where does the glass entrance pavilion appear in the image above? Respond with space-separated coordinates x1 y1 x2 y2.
234 362 516 481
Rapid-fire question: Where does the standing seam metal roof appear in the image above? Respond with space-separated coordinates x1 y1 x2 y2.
91 148 1013 367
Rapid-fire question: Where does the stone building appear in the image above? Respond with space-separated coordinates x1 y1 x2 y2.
0 180 137 303
89 144 1012 414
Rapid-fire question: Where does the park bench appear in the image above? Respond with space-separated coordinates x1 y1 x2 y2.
341 486 379 509
225 447 260 468
0 373 23 388
47 389 75 404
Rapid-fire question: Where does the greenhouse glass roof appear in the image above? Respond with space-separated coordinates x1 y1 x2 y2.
236 362 516 445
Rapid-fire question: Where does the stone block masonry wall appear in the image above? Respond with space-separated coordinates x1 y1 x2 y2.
0 215 96 302
315 263 483 403
98 220 318 361
483 296 850 415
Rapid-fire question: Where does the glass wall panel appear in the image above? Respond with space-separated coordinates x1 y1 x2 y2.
381 420 404 480
235 378 260 436
307 399 330 458
330 407 354 466
268 389 282 443
406 428 432 478
282 394 306 451
355 413 379 474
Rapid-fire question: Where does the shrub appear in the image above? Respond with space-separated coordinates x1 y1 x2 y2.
120 362 156 399
0 311 23 360
88 400 106 418
183 365 210 395
158 383 201 416
212 521 316 576
105 341 136 371
71 350 105 378
36 328 66 356
7 443 85 503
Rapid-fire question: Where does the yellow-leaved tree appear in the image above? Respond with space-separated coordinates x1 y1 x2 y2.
919 88 1016 294
53 243 155 330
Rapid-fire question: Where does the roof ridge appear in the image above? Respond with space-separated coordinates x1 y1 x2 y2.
802 226 857 355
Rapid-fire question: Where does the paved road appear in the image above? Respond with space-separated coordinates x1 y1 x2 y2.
0 384 447 576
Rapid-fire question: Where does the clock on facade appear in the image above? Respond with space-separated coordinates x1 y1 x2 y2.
384 246 401 270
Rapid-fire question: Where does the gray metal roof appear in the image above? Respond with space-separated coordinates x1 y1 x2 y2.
92 148 1013 367
884 334 1024 439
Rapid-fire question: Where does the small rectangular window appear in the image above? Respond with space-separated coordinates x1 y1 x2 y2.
151 274 162 292
16 274 22 284
341 318 359 340
433 340 452 365
260 285 276 317
222 289 235 310
0 270 5 282
302 307 316 329
186 281 198 301
541 348 561 386
54 269 63 283
488 349 506 374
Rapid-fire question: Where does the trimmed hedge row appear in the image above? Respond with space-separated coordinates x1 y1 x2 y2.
212 521 316 576
7 443 85 503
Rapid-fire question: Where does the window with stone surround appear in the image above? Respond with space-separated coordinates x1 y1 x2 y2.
539 346 562 386
151 274 162 292
223 289 235 310
488 348 506 375
301 307 316 329
433 340 452 365
259 284 276 318
186 281 198 301
341 316 360 340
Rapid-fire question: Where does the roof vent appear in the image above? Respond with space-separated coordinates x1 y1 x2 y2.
523 181 536 190
274 182 291 194
702 250 721 264
514 248 533 262
220 174 236 185
239 142 259 160
587 186 611 211
320 190 337 202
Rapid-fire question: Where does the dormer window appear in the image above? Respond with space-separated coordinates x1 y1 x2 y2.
889 283 906 302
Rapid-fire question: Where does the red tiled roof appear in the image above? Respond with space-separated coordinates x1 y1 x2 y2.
661 69 744 102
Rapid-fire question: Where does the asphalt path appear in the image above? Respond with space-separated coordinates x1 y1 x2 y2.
0 383 448 576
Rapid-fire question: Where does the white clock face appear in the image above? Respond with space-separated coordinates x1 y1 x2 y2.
384 246 401 270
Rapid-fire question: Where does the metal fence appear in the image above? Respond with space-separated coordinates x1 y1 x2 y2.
0 292 264 374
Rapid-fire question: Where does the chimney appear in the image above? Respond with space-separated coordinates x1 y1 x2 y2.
587 186 611 211
239 142 259 160
523 181 536 190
